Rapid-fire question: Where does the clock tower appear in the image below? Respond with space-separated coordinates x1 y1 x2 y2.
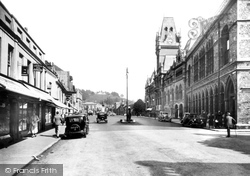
155 17 180 73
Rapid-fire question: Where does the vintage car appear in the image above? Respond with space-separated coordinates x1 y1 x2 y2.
158 111 172 122
96 111 108 123
64 114 89 138
181 113 206 128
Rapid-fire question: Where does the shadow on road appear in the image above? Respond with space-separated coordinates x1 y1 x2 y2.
135 160 250 176
197 135 250 156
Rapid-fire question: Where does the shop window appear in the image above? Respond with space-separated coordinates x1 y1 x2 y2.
0 101 10 136
19 103 28 131
45 107 52 124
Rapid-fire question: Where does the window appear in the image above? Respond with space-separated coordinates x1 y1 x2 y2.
5 15 11 24
194 55 199 82
221 25 229 67
19 103 28 131
7 45 14 76
206 38 214 75
45 107 52 124
26 38 31 48
188 65 191 86
199 47 205 79
17 27 23 40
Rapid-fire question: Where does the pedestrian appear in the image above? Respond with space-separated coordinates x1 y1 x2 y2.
209 113 213 129
31 111 40 138
226 112 236 137
53 111 62 138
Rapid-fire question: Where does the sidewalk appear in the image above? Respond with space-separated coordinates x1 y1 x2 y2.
0 126 65 169
170 118 250 133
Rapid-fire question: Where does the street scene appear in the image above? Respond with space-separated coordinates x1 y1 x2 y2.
2 115 250 176
1 0 250 175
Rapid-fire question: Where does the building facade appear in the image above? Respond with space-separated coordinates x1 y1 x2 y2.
0 1 72 145
146 0 250 128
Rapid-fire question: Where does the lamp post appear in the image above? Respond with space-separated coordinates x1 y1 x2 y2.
126 68 129 121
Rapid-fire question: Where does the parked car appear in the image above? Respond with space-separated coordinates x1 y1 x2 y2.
88 110 93 116
64 114 89 138
181 113 206 128
158 111 172 122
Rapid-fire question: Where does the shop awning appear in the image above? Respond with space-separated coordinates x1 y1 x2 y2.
23 84 53 102
0 75 39 99
51 98 69 109
23 83 69 109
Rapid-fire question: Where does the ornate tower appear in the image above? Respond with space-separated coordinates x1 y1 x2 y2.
155 17 180 73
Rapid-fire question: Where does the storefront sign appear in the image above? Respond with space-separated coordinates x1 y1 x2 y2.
33 64 43 72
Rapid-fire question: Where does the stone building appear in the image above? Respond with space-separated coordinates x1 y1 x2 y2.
146 0 250 127
145 17 183 118
185 0 250 127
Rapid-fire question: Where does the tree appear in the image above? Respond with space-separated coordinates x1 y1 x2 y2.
133 99 146 116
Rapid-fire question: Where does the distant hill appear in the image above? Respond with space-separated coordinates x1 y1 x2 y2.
80 89 133 105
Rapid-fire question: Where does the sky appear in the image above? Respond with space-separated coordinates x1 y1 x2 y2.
1 0 225 102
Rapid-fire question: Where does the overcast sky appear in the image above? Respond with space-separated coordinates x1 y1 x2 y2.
1 0 225 101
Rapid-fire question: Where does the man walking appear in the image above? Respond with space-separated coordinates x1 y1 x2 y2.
226 112 236 137
54 111 62 138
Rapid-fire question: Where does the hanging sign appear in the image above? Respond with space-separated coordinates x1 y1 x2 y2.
33 64 43 72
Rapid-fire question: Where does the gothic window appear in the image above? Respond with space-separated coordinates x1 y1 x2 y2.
176 86 179 100
194 55 199 82
199 47 205 79
210 88 214 114
179 85 182 100
199 93 201 114
206 90 209 113
215 86 219 113
172 88 174 101
221 25 229 67
206 38 214 75
188 65 191 86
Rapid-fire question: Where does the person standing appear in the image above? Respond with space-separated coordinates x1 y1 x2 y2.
31 111 40 138
226 112 236 137
54 111 62 138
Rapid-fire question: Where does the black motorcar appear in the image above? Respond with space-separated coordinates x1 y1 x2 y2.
158 111 172 122
64 114 89 138
181 113 206 128
96 111 108 123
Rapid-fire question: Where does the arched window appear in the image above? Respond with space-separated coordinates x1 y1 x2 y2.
210 88 214 115
179 85 183 100
188 65 191 86
202 91 205 112
215 86 218 113
221 25 229 67
206 90 209 113
220 84 225 114
172 88 174 102
176 86 179 100
206 37 214 75
199 93 201 114
199 47 205 79
194 55 199 82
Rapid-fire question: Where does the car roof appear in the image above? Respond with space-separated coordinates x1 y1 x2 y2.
66 115 85 118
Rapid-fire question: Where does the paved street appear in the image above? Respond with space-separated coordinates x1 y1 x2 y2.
13 115 250 176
